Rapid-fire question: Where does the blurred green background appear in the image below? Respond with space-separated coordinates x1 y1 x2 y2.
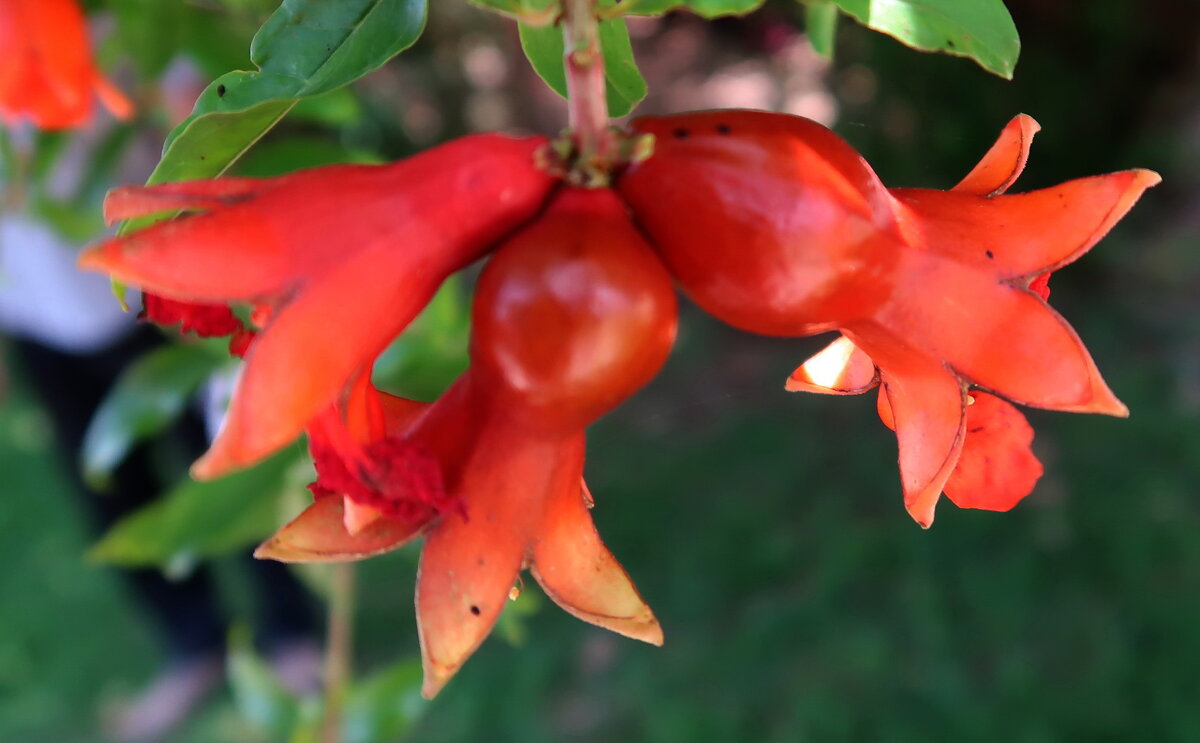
2 0 1199 740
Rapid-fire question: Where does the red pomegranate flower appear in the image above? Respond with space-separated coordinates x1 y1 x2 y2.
259 187 675 696
79 133 556 478
0 0 131 129
79 108 1159 693
618 111 1159 527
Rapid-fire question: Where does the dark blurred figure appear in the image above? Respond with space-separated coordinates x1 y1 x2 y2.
0 213 320 741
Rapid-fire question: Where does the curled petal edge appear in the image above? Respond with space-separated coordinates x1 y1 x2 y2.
953 114 1041 197
786 335 879 394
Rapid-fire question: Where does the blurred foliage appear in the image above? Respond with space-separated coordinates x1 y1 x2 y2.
81 342 226 489
88 446 308 571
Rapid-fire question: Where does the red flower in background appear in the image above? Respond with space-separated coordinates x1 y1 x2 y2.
619 111 1159 527
0 0 131 129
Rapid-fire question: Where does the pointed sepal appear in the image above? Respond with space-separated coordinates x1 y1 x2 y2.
530 478 663 646
254 495 423 563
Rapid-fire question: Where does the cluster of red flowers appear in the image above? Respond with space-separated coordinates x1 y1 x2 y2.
79 109 1157 694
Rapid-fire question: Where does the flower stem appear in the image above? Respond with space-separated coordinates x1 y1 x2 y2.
561 0 612 179
321 563 356 743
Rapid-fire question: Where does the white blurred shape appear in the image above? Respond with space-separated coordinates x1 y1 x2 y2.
0 214 133 353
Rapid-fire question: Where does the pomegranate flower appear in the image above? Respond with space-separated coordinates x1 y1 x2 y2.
0 0 131 129
79 133 557 478
618 111 1159 527
259 188 675 696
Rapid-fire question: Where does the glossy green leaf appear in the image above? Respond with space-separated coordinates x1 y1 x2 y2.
804 0 840 58
342 659 426 743
616 0 765 18
518 15 647 117
80 343 225 489
88 447 305 568
828 0 1019 78
138 0 428 194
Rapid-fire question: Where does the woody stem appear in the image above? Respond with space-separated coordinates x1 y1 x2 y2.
321 563 356 743
561 0 611 169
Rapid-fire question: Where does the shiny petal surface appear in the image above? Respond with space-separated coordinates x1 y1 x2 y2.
944 393 1043 511
953 114 1040 197
786 334 879 394
254 495 424 563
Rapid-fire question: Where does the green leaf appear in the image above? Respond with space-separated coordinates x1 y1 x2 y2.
227 625 302 741
88 447 306 568
518 15 647 117
138 0 428 194
616 0 766 18
827 0 1020 78
804 0 840 58
342 659 426 743
80 344 225 488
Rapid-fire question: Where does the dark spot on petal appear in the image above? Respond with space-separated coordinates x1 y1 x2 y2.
673 128 690 139
469 605 481 616
968 426 986 433
716 123 731 135
217 84 226 97
985 250 994 259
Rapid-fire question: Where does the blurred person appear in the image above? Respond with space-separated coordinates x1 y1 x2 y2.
0 210 322 741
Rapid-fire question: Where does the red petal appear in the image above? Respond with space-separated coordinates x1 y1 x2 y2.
103 178 266 223
944 393 1043 511
193 239 445 477
0 0 102 130
83 136 553 304
872 251 1126 416
79 206 302 299
893 169 1161 279
141 293 244 338
415 427 570 698
857 329 968 528
93 73 132 121
953 114 1040 197
786 334 878 394
530 470 662 646
254 494 425 563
